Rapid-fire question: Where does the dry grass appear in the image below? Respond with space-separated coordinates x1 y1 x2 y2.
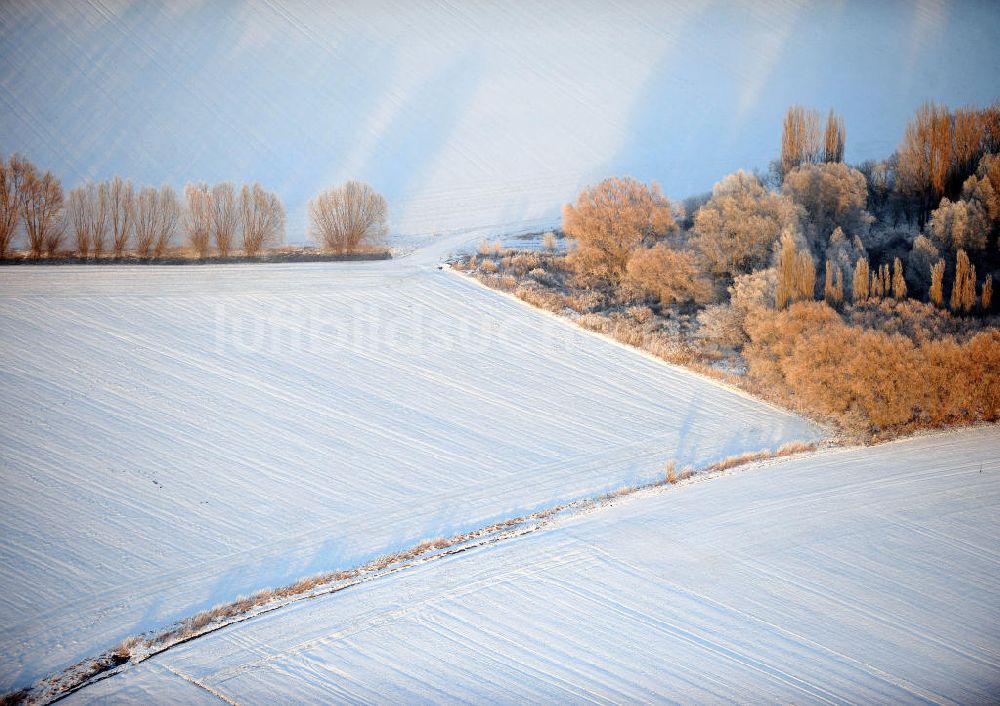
542 231 557 251
515 285 566 313
709 449 773 472
496 274 518 291
577 313 609 333
776 440 817 456
479 259 498 273
665 460 678 484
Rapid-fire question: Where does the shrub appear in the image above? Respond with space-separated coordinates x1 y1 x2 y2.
745 300 1000 433
696 304 743 348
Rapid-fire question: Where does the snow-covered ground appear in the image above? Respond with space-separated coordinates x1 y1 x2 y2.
0 243 822 692
68 427 1000 704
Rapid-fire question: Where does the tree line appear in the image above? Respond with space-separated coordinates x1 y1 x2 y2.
563 101 999 318
0 155 389 259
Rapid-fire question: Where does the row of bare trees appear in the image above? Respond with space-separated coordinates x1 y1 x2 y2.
1 155 290 259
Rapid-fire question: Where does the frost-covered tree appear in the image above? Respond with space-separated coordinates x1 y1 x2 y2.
693 170 800 278
929 259 945 307
852 257 870 304
562 177 679 284
823 109 845 164
906 235 938 296
775 232 815 308
950 249 975 313
782 162 870 248
780 105 821 177
928 197 989 251
823 260 844 306
892 257 907 300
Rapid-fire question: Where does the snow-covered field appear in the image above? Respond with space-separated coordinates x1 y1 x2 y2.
3 1 999 237
0 243 822 691
68 427 1000 704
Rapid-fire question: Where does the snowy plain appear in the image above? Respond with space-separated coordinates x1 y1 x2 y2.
2 1 1000 238
0 235 822 691
67 427 1000 704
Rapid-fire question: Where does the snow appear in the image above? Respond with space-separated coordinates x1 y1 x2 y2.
67 427 1000 704
0 248 821 691
2 1 999 238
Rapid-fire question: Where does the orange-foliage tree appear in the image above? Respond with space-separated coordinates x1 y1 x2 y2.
562 177 679 284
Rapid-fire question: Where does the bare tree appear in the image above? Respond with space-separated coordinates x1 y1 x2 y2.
68 186 92 257
133 186 160 257
0 155 28 258
91 182 109 256
153 185 180 257
211 182 239 257
19 163 64 258
823 109 845 163
308 181 387 255
240 183 285 256
184 183 213 257
108 176 135 257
